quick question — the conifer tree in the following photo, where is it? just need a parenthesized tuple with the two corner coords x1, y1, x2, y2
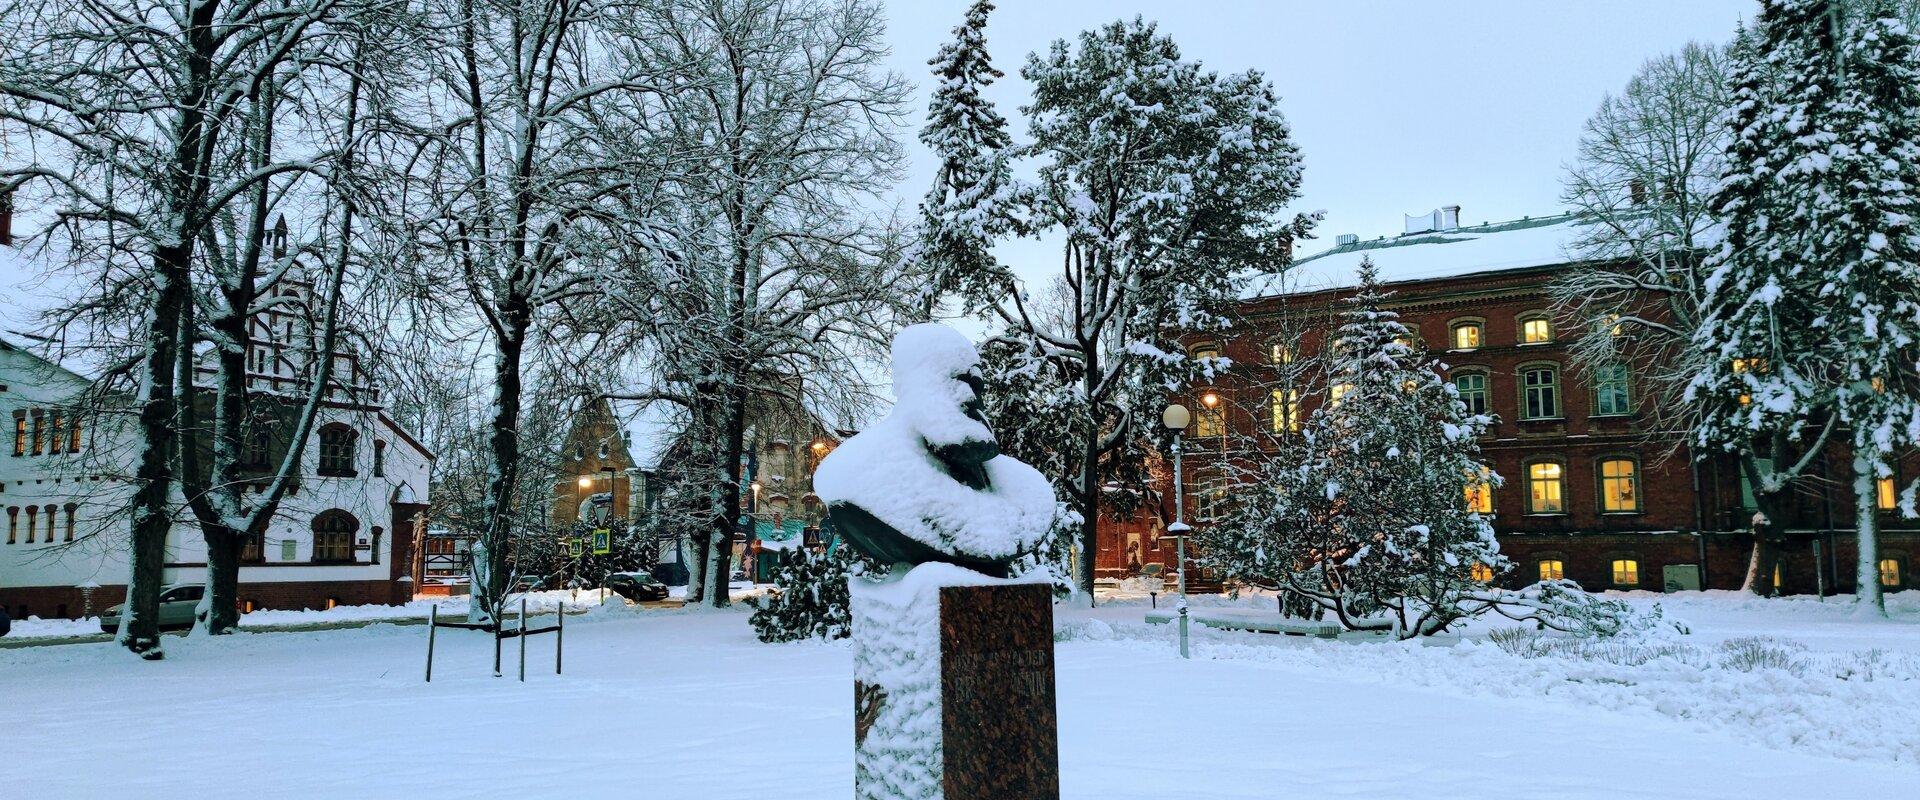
(749, 546, 872, 643)
(917, 0, 1015, 315)
(1688, 0, 1845, 595)
(1816, 3, 1920, 617)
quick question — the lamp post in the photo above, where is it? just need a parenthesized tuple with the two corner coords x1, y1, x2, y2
(1162, 403, 1192, 660)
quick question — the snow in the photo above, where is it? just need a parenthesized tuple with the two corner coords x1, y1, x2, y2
(1241, 214, 1590, 299)
(814, 324, 1055, 562)
(2, 591, 1916, 798)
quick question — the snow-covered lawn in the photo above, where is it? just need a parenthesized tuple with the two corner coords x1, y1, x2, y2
(3, 591, 1917, 799)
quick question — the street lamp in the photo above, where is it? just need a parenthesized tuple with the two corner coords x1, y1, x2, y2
(1161, 403, 1193, 660)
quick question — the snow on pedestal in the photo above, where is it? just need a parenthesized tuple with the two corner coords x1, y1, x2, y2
(851, 562, 1054, 800)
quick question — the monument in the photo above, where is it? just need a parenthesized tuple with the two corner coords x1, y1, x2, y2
(814, 323, 1060, 800)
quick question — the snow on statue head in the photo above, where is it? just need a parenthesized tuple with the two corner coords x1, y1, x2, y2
(814, 323, 1055, 577)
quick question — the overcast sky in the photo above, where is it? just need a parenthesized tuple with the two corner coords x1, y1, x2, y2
(877, 0, 1753, 271)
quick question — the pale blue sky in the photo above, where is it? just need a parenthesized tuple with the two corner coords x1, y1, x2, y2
(877, 0, 1753, 276)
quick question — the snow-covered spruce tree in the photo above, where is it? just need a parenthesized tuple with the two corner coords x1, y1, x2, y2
(750, 546, 873, 643)
(1815, 4, 1920, 617)
(1263, 260, 1502, 637)
(1687, 1, 1847, 597)
(942, 19, 1316, 601)
(1202, 262, 1652, 638)
(916, 0, 1016, 318)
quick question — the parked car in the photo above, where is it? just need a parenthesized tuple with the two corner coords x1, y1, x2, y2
(606, 572, 671, 602)
(98, 584, 205, 633)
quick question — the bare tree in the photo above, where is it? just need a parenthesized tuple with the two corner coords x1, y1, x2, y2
(1, 0, 370, 657)
(603, 0, 913, 607)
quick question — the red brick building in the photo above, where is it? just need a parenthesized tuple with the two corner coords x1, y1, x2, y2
(1096, 211, 1917, 596)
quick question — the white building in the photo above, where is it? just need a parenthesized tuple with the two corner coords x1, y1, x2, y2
(0, 219, 433, 620)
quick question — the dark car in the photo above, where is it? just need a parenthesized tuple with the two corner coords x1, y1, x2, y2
(606, 572, 671, 602)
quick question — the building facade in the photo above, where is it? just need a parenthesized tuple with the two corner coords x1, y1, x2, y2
(1097, 211, 1916, 597)
(0, 251, 433, 619)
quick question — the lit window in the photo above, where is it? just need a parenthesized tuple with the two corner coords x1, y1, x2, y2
(30, 410, 43, 455)
(1521, 316, 1553, 344)
(1880, 559, 1903, 588)
(1730, 358, 1764, 406)
(1877, 477, 1898, 511)
(11, 412, 24, 457)
(67, 413, 83, 453)
(1599, 459, 1640, 513)
(1452, 323, 1483, 350)
(1464, 466, 1494, 514)
(1392, 333, 1418, 352)
(1470, 563, 1495, 582)
(1270, 389, 1301, 434)
(1538, 559, 1565, 582)
(1605, 313, 1623, 337)
(312, 510, 357, 562)
(1594, 364, 1632, 416)
(1194, 404, 1225, 438)
(1522, 366, 1560, 419)
(1527, 462, 1565, 514)
(1454, 373, 1488, 416)
(46, 412, 62, 454)
(1329, 383, 1353, 407)
(1611, 559, 1640, 587)
(1270, 343, 1294, 365)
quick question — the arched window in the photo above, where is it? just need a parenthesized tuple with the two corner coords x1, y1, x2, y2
(1538, 559, 1565, 582)
(1517, 312, 1554, 344)
(1520, 364, 1561, 420)
(62, 502, 76, 541)
(311, 510, 358, 562)
(24, 505, 37, 543)
(1452, 370, 1489, 416)
(370, 526, 383, 565)
(1597, 458, 1640, 513)
(316, 424, 357, 477)
(1448, 318, 1485, 351)
(1525, 460, 1566, 514)
(5, 506, 16, 544)
(43, 504, 57, 541)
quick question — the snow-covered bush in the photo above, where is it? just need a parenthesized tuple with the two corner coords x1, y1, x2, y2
(749, 547, 875, 643)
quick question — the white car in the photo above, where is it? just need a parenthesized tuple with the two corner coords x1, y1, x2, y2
(97, 584, 205, 633)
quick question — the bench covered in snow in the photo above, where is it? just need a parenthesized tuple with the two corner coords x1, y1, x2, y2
(1144, 607, 1342, 638)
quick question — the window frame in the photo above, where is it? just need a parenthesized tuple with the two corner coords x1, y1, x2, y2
(1518, 362, 1563, 420)
(310, 510, 358, 563)
(1451, 368, 1490, 417)
(1596, 456, 1642, 514)
(1447, 317, 1486, 351)
(1464, 464, 1496, 515)
(1879, 557, 1905, 588)
(1524, 457, 1568, 515)
(1269, 388, 1301, 434)
(1591, 362, 1633, 417)
(1876, 474, 1899, 512)
(316, 423, 358, 477)
(1609, 556, 1642, 588)
(1516, 311, 1555, 345)
(1537, 557, 1567, 583)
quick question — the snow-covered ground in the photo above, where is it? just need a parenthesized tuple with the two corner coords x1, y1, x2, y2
(3, 591, 1916, 799)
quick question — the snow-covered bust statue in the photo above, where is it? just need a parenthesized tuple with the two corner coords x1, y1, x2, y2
(814, 323, 1054, 577)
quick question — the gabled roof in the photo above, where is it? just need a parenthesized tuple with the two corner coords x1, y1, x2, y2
(1241, 213, 1587, 300)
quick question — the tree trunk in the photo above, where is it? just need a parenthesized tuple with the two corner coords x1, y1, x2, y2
(1075, 422, 1099, 602)
(119, 245, 191, 659)
(709, 383, 751, 608)
(473, 314, 529, 627)
(1852, 454, 1886, 617)
(1739, 453, 1785, 596)
(196, 299, 252, 635)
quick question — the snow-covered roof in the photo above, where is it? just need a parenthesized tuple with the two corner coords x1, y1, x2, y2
(1241, 213, 1588, 299)
(608, 398, 684, 472)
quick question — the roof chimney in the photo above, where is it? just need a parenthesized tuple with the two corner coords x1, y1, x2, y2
(1404, 205, 1461, 235)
